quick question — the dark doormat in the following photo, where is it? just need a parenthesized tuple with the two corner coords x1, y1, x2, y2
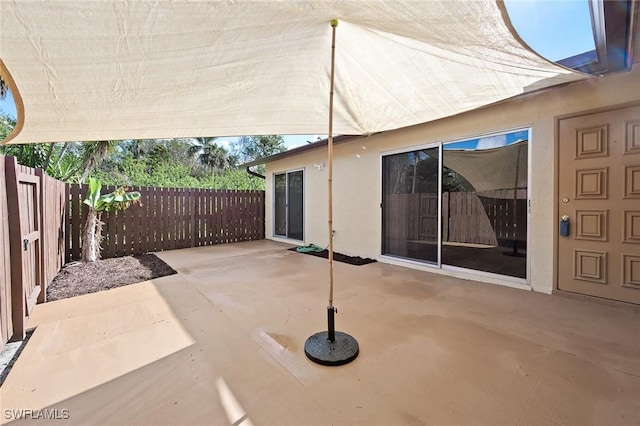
(288, 247, 376, 266)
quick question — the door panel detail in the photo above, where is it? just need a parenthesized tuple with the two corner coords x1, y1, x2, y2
(624, 166, 640, 198)
(574, 250, 607, 284)
(622, 254, 640, 289)
(575, 167, 608, 199)
(625, 121, 640, 154)
(623, 211, 640, 244)
(575, 210, 607, 241)
(576, 125, 608, 159)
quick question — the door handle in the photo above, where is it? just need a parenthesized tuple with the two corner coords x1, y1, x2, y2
(23, 238, 29, 251)
(560, 215, 570, 237)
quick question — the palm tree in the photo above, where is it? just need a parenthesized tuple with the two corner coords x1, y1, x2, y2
(0, 76, 7, 99)
(189, 137, 229, 171)
(78, 140, 116, 183)
(82, 178, 140, 262)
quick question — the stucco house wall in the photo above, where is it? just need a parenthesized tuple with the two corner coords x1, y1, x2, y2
(265, 64, 640, 295)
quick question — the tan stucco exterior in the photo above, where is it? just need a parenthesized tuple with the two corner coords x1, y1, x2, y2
(265, 64, 640, 295)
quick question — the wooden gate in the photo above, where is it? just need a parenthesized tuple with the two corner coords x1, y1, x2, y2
(5, 157, 43, 341)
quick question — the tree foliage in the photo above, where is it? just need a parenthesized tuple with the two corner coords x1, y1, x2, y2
(188, 137, 233, 171)
(234, 135, 286, 174)
(0, 122, 278, 190)
(91, 138, 265, 190)
(236, 135, 286, 162)
(0, 76, 7, 100)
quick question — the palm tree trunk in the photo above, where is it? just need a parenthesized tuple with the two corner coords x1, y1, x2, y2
(80, 140, 111, 184)
(54, 142, 70, 167)
(43, 142, 57, 173)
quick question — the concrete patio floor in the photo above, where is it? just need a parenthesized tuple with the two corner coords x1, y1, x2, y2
(1, 240, 639, 425)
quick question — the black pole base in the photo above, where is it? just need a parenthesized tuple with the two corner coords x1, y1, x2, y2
(304, 331, 359, 366)
(305, 306, 359, 366)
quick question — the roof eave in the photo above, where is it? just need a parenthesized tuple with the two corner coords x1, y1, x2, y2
(239, 134, 362, 168)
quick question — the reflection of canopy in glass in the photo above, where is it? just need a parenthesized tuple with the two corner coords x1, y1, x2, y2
(443, 140, 528, 192)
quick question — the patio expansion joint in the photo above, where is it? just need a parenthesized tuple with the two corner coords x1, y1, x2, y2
(612, 368, 640, 378)
(168, 248, 294, 273)
(515, 349, 552, 426)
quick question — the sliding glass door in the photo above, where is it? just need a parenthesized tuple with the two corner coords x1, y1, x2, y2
(382, 147, 440, 264)
(382, 129, 529, 279)
(274, 170, 304, 241)
(441, 132, 528, 278)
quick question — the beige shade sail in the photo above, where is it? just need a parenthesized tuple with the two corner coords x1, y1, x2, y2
(0, 1, 585, 145)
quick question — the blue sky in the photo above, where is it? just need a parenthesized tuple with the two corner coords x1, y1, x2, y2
(1, 1, 593, 149)
(444, 130, 528, 151)
(504, 0, 594, 62)
(2, 90, 16, 119)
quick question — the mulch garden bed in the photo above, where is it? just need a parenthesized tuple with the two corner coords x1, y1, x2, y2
(288, 247, 376, 266)
(46, 254, 177, 301)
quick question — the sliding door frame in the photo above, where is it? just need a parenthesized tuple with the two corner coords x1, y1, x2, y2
(273, 168, 305, 241)
(379, 127, 531, 286)
(380, 141, 442, 267)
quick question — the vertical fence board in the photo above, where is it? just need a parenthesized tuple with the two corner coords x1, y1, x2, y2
(70, 185, 81, 262)
(155, 187, 162, 252)
(189, 188, 196, 248)
(168, 188, 175, 250)
(161, 187, 169, 251)
(116, 196, 125, 256)
(198, 189, 211, 246)
(202, 189, 208, 246)
(0, 157, 12, 348)
(142, 187, 151, 253)
(178, 188, 183, 248)
(216, 190, 223, 244)
(106, 201, 116, 258)
(206, 189, 213, 246)
(147, 187, 154, 253)
(131, 187, 141, 256)
(187, 188, 192, 248)
(233, 190, 238, 242)
(202, 189, 209, 246)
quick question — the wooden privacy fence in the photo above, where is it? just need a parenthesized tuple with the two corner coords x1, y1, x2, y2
(0, 156, 67, 349)
(67, 185, 265, 261)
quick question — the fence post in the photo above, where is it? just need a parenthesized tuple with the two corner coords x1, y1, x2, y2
(190, 188, 196, 248)
(35, 168, 47, 303)
(5, 156, 26, 341)
(0, 156, 13, 349)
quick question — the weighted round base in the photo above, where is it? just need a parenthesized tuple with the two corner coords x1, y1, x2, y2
(304, 331, 359, 366)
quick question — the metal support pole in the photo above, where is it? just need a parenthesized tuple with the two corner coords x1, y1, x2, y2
(327, 306, 336, 342)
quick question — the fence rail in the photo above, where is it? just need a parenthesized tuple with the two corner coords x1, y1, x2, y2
(67, 185, 265, 261)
